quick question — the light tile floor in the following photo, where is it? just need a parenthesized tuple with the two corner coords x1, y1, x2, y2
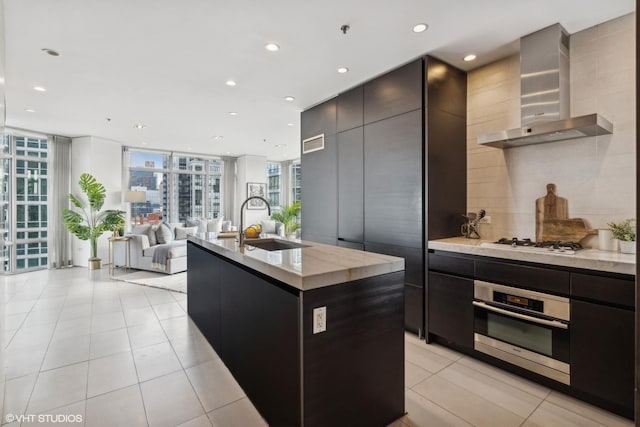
(0, 268, 634, 427)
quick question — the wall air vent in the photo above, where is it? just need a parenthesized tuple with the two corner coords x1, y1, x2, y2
(302, 134, 325, 154)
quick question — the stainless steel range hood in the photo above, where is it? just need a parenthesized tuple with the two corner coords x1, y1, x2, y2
(478, 24, 613, 149)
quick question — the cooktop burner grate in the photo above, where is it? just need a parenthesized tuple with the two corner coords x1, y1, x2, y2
(491, 238, 584, 254)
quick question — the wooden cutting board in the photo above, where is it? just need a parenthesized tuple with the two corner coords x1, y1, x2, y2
(535, 183, 596, 242)
(541, 218, 597, 242)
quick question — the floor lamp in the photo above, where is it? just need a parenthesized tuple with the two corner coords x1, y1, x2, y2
(125, 190, 147, 226)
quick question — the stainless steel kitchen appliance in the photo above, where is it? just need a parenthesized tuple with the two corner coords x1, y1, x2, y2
(481, 237, 584, 254)
(473, 280, 570, 384)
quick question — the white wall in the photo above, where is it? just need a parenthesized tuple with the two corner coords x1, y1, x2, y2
(466, 13, 636, 246)
(71, 136, 123, 266)
(235, 155, 268, 229)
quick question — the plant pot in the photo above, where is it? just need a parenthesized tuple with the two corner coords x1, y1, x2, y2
(88, 258, 102, 270)
(619, 240, 636, 254)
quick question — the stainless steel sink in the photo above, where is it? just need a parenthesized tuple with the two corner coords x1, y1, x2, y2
(245, 238, 310, 251)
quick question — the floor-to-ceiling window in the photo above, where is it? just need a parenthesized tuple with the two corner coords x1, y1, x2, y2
(1, 133, 49, 273)
(267, 162, 281, 209)
(266, 160, 301, 211)
(291, 161, 301, 203)
(127, 149, 223, 224)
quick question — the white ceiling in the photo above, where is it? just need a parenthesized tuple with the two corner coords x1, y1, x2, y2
(2, 0, 635, 161)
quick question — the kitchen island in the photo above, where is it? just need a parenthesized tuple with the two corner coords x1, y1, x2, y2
(186, 235, 405, 427)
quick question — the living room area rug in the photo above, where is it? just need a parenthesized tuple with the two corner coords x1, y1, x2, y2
(111, 270, 187, 293)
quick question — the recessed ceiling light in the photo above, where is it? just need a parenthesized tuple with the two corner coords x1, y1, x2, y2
(337, 67, 349, 74)
(134, 124, 146, 129)
(212, 135, 224, 140)
(464, 54, 477, 62)
(228, 112, 238, 116)
(141, 142, 148, 145)
(412, 23, 428, 33)
(33, 86, 46, 92)
(41, 48, 60, 56)
(24, 108, 35, 113)
(265, 43, 280, 52)
(287, 123, 294, 127)
(275, 144, 287, 148)
(226, 151, 231, 154)
(284, 96, 295, 101)
(226, 80, 237, 87)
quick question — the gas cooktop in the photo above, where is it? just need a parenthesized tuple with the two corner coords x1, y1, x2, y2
(481, 238, 584, 255)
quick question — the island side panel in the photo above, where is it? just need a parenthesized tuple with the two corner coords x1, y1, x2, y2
(302, 271, 405, 427)
(219, 260, 302, 426)
(187, 242, 302, 426)
(187, 242, 222, 350)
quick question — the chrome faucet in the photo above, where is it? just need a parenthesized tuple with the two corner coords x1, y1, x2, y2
(239, 196, 271, 247)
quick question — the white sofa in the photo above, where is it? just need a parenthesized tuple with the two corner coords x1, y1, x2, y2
(113, 223, 191, 274)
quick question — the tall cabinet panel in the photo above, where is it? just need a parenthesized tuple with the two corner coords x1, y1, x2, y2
(337, 127, 364, 244)
(337, 86, 363, 132)
(363, 60, 423, 124)
(301, 98, 338, 245)
(363, 110, 422, 249)
(425, 57, 468, 240)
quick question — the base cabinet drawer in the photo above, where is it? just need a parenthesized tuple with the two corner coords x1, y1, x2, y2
(427, 271, 473, 349)
(571, 300, 634, 417)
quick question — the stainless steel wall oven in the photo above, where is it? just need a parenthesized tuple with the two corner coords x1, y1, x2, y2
(473, 280, 570, 384)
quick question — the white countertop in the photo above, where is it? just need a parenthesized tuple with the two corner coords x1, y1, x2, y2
(429, 237, 636, 276)
(188, 235, 405, 291)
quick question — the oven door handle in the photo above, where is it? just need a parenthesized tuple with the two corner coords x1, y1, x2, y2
(472, 301, 569, 329)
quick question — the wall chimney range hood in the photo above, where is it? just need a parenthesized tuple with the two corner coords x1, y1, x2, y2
(478, 24, 613, 149)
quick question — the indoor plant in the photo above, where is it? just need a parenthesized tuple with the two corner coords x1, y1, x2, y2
(63, 173, 125, 269)
(607, 218, 636, 254)
(271, 201, 301, 237)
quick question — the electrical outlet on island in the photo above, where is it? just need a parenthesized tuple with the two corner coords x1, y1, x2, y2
(313, 306, 327, 334)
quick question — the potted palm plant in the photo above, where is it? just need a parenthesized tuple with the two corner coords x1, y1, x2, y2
(607, 218, 636, 254)
(271, 201, 301, 238)
(63, 173, 126, 269)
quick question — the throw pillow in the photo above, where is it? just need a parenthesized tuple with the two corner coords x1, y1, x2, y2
(147, 225, 158, 246)
(156, 222, 174, 244)
(260, 219, 277, 234)
(186, 217, 207, 234)
(207, 217, 224, 233)
(175, 226, 198, 240)
(131, 224, 158, 246)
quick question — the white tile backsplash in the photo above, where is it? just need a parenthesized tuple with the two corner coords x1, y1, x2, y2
(467, 13, 636, 243)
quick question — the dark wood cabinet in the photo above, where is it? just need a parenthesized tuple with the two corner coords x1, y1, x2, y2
(475, 258, 570, 295)
(428, 249, 635, 419)
(337, 127, 364, 243)
(301, 97, 337, 140)
(571, 299, 634, 417)
(364, 109, 422, 249)
(337, 85, 363, 132)
(364, 60, 422, 124)
(571, 273, 634, 307)
(302, 56, 467, 335)
(365, 241, 423, 287)
(427, 271, 474, 349)
(301, 132, 338, 246)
